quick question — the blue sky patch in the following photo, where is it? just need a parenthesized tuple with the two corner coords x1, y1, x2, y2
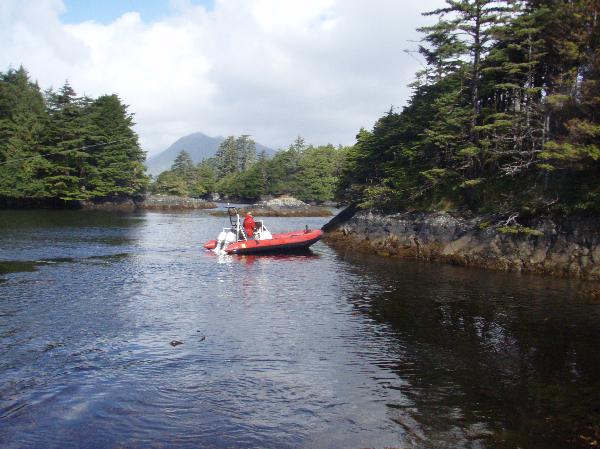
(61, 0, 214, 24)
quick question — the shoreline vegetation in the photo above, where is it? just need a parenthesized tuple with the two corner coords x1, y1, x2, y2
(321, 0, 600, 282)
(149, 136, 347, 206)
(2, 0, 599, 282)
(0, 194, 217, 212)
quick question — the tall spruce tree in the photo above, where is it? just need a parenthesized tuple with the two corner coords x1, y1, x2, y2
(43, 82, 93, 200)
(215, 136, 239, 176)
(83, 94, 148, 198)
(0, 67, 49, 198)
(171, 150, 195, 186)
(236, 135, 256, 171)
(0, 68, 149, 204)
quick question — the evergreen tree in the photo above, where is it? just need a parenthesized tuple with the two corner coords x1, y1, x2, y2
(171, 149, 196, 188)
(172, 150, 194, 174)
(153, 170, 189, 196)
(0, 68, 148, 204)
(0, 67, 49, 198)
(295, 145, 341, 203)
(236, 135, 256, 171)
(42, 82, 93, 200)
(192, 160, 217, 197)
(83, 94, 148, 198)
(215, 136, 239, 176)
(538, 0, 600, 211)
(423, 0, 509, 132)
(338, 0, 600, 218)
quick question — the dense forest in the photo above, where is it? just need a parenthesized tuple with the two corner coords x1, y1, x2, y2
(339, 0, 599, 221)
(152, 136, 348, 203)
(3, 0, 598, 213)
(0, 67, 148, 204)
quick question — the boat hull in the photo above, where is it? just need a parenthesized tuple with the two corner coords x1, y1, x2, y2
(204, 230, 323, 255)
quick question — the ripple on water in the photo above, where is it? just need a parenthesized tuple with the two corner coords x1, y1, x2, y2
(1, 211, 600, 449)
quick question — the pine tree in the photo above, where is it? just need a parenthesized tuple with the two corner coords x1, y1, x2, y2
(0, 66, 49, 198)
(0, 68, 148, 204)
(215, 136, 239, 176)
(42, 82, 93, 200)
(192, 160, 217, 197)
(423, 0, 510, 134)
(236, 135, 256, 171)
(476, 0, 547, 176)
(84, 94, 148, 198)
(538, 0, 600, 211)
(153, 170, 189, 196)
(171, 149, 196, 188)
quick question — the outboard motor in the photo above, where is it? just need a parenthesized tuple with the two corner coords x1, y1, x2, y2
(213, 229, 236, 254)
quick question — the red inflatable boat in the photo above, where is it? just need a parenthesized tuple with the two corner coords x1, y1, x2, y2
(204, 207, 322, 255)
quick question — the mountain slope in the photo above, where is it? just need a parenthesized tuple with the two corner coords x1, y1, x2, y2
(146, 132, 274, 175)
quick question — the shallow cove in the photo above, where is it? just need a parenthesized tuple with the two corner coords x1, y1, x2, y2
(1, 210, 599, 448)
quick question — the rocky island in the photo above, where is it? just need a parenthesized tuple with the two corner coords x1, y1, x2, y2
(210, 196, 333, 217)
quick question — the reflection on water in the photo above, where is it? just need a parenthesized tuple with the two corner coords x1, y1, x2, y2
(336, 249, 600, 448)
(1, 210, 599, 449)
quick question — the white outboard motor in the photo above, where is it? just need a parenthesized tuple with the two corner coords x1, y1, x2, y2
(213, 229, 236, 254)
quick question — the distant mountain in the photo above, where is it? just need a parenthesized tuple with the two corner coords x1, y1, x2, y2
(146, 132, 275, 175)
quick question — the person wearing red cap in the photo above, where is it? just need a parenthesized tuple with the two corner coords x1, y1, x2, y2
(243, 211, 255, 239)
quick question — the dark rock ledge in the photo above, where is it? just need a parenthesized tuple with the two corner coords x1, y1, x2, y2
(323, 207, 600, 280)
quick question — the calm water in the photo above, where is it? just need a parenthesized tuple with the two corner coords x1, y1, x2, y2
(1, 210, 600, 449)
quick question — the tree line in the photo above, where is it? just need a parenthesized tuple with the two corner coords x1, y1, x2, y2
(152, 136, 348, 203)
(8, 0, 597, 217)
(338, 0, 600, 220)
(0, 65, 346, 206)
(0, 66, 148, 203)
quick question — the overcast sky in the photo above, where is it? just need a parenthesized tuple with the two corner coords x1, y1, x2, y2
(1, 0, 445, 156)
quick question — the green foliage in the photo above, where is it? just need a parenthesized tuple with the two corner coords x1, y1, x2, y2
(338, 0, 600, 220)
(151, 152, 218, 197)
(292, 145, 339, 202)
(153, 170, 190, 196)
(152, 135, 347, 203)
(0, 66, 49, 198)
(215, 136, 239, 177)
(192, 160, 217, 196)
(498, 225, 544, 237)
(0, 67, 148, 203)
(83, 94, 148, 198)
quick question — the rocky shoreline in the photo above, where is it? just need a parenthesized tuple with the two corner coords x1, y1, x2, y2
(323, 208, 600, 281)
(80, 195, 216, 212)
(210, 196, 333, 217)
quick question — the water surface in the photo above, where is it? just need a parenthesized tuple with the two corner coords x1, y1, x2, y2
(1, 210, 599, 448)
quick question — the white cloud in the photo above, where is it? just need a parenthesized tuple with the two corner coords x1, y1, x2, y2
(0, 0, 444, 155)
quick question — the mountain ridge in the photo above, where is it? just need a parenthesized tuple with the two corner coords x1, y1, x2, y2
(146, 132, 274, 175)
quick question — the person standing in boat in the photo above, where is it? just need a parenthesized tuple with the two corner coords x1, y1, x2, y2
(243, 211, 256, 239)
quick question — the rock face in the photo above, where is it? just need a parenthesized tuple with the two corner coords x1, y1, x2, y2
(324, 209, 600, 280)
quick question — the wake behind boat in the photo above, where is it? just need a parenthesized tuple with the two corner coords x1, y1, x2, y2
(203, 207, 322, 255)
